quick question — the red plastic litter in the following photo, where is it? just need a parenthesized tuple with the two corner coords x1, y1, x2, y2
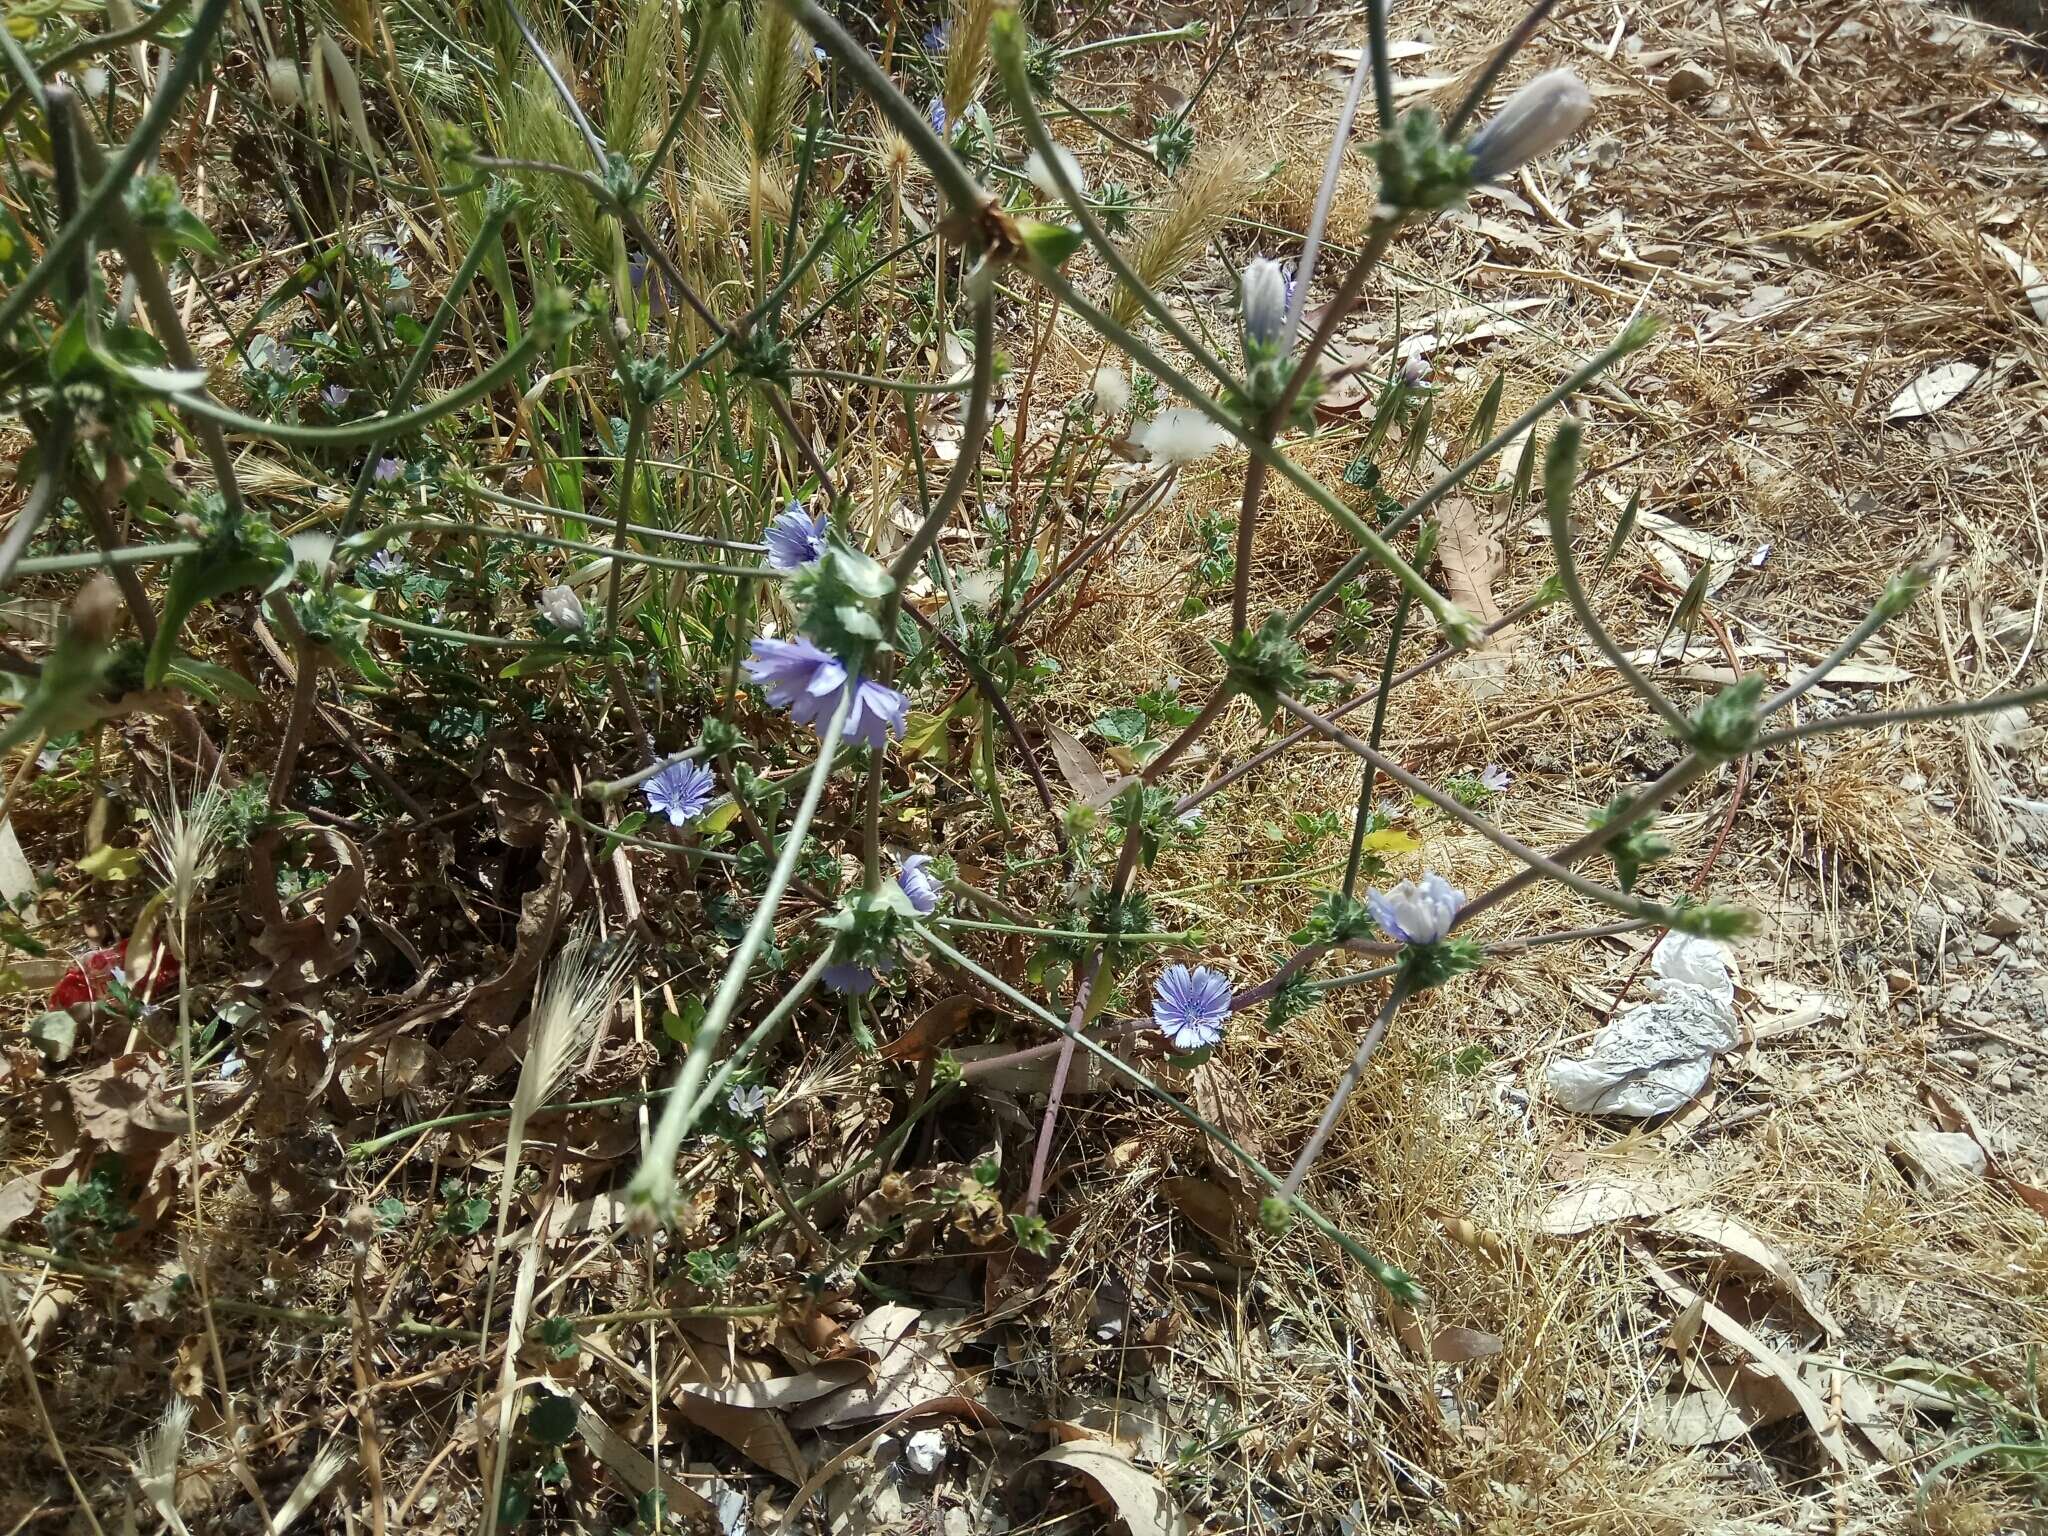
(48, 945, 179, 1010)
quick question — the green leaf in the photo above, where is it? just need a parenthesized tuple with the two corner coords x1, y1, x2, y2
(527, 1392, 579, 1444)
(163, 206, 224, 259)
(1090, 707, 1148, 745)
(147, 552, 284, 686)
(537, 1316, 581, 1360)
(249, 246, 348, 333)
(662, 995, 705, 1047)
(49, 310, 91, 381)
(76, 844, 143, 882)
(163, 654, 264, 703)
(600, 811, 648, 860)
(102, 358, 212, 395)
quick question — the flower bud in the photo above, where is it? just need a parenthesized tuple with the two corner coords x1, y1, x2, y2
(1240, 256, 1288, 354)
(264, 58, 308, 107)
(1465, 70, 1593, 182)
(537, 583, 585, 632)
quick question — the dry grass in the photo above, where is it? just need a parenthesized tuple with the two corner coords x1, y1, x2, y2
(6, 0, 2048, 1531)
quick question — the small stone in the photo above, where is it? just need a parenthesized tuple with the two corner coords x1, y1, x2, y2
(1972, 934, 2002, 956)
(1885, 968, 1916, 996)
(1912, 903, 1947, 953)
(1992, 1070, 2014, 1091)
(1894, 1129, 1987, 1187)
(1666, 61, 1716, 102)
(1942, 1049, 1981, 1073)
(1985, 889, 2029, 938)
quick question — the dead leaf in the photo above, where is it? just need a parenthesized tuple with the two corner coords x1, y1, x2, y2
(1392, 1307, 1505, 1364)
(1436, 497, 1504, 627)
(47, 1053, 187, 1155)
(1981, 233, 2048, 324)
(1031, 1440, 1195, 1536)
(1189, 1063, 1266, 1199)
(1651, 1206, 1841, 1339)
(1885, 361, 1982, 421)
(1043, 724, 1110, 803)
(1159, 1176, 1244, 1252)
(680, 1361, 867, 1412)
(1922, 1083, 2048, 1215)
(789, 1307, 972, 1429)
(337, 1038, 438, 1107)
(574, 1398, 712, 1519)
(1534, 1174, 1690, 1236)
(244, 827, 365, 1001)
(882, 995, 979, 1063)
(1630, 1240, 1850, 1469)
(671, 1392, 808, 1484)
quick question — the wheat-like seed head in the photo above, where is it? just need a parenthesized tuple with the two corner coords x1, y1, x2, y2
(941, 0, 997, 122)
(876, 123, 912, 184)
(1107, 144, 1259, 329)
(144, 770, 226, 921)
(136, 1395, 192, 1534)
(501, 67, 628, 287)
(741, 0, 806, 165)
(604, 0, 671, 155)
(512, 920, 635, 1132)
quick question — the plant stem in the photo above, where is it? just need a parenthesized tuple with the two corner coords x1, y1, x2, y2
(626, 690, 852, 1220)
(1281, 976, 1410, 1196)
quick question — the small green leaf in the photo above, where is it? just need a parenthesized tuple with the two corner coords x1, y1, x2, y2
(50, 310, 91, 381)
(77, 845, 144, 882)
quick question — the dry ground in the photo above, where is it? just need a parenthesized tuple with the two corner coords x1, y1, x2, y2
(5, 0, 2048, 1533)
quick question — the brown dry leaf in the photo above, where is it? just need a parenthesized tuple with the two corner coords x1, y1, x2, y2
(244, 828, 365, 1000)
(1392, 1307, 1505, 1364)
(1651, 1206, 1841, 1339)
(1885, 360, 1983, 421)
(1158, 1175, 1245, 1253)
(1629, 1240, 1850, 1469)
(1043, 724, 1110, 803)
(1435, 497, 1504, 627)
(1646, 1367, 1803, 1447)
(1189, 1062, 1265, 1198)
(48, 1053, 186, 1154)
(671, 1392, 808, 1485)
(1533, 1172, 1691, 1236)
(336, 1038, 438, 1107)
(1031, 1440, 1196, 1536)
(574, 1398, 713, 1519)
(681, 1361, 867, 1412)
(956, 1039, 1135, 1097)
(881, 994, 978, 1062)
(788, 1307, 972, 1429)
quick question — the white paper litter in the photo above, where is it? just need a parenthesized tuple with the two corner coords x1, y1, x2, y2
(902, 1428, 948, 1475)
(1546, 933, 1740, 1117)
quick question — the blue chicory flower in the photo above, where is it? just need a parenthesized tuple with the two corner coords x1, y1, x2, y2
(896, 854, 941, 915)
(365, 548, 407, 579)
(644, 758, 718, 826)
(764, 503, 829, 571)
(744, 636, 909, 751)
(322, 383, 351, 410)
(372, 455, 405, 484)
(727, 1083, 767, 1117)
(927, 97, 949, 137)
(1367, 872, 1466, 946)
(824, 953, 895, 994)
(1152, 964, 1231, 1053)
(1479, 763, 1512, 793)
